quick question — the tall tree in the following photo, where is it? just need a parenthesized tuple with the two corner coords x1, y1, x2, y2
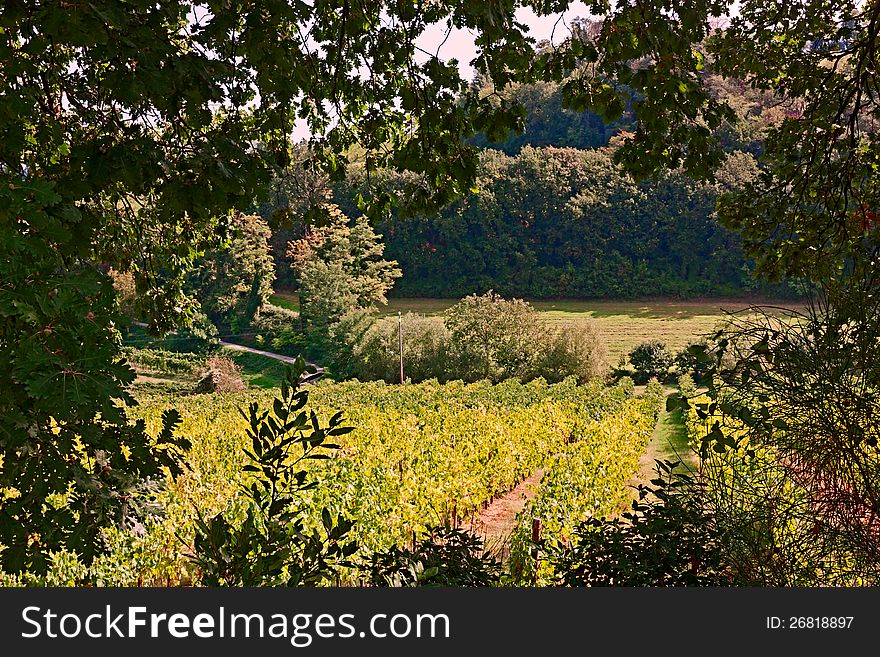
(290, 206, 401, 344)
(187, 212, 275, 329)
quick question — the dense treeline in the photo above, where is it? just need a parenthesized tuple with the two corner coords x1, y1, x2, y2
(467, 79, 625, 153)
(466, 66, 776, 158)
(333, 145, 794, 299)
(255, 73, 791, 301)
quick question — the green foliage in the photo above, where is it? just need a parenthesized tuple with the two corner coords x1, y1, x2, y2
(122, 347, 207, 376)
(165, 311, 220, 354)
(10, 0, 876, 588)
(190, 359, 357, 586)
(0, 240, 192, 572)
(338, 146, 782, 299)
(443, 291, 607, 383)
(548, 461, 734, 586)
(444, 292, 544, 382)
(328, 293, 607, 384)
(122, 320, 219, 355)
(674, 341, 715, 383)
(536, 323, 608, 384)
(188, 213, 275, 330)
(707, 3, 880, 282)
(538, 10, 736, 180)
(291, 207, 401, 356)
(364, 526, 501, 587)
(677, 281, 880, 585)
(325, 308, 393, 380)
(628, 341, 675, 384)
(2, 0, 535, 575)
(249, 304, 302, 356)
(468, 79, 622, 153)
(523, 15, 880, 594)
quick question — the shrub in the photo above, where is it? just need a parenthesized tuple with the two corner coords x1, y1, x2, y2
(326, 308, 381, 379)
(364, 526, 501, 587)
(195, 356, 246, 393)
(674, 340, 714, 384)
(190, 360, 356, 585)
(321, 293, 608, 385)
(547, 461, 735, 586)
(351, 313, 451, 382)
(250, 303, 302, 355)
(395, 314, 451, 381)
(160, 310, 220, 354)
(534, 323, 607, 383)
(628, 341, 674, 383)
(121, 313, 219, 354)
(444, 291, 544, 382)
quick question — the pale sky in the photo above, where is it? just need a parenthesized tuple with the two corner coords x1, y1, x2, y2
(292, 2, 593, 140)
(413, 2, 594, 81)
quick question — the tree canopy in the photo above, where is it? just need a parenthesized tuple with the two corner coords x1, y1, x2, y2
(0, 0, 533, 572)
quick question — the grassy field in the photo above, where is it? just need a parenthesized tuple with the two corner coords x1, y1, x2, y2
(382, 297, 799, 364)
(124, 345, 288, 394)
(270, 292, 800, 364)
(268, 293, 299, 312)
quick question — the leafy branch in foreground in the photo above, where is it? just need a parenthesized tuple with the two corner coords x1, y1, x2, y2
(188, 357, 357, 586)
(363, 526, 502, 587)
(548, 460, 735, 587)
(670, 268, 880, 585)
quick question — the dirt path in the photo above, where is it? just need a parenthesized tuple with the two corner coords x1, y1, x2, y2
(469, 469, 544, 559)
(219, 340, 303, 364)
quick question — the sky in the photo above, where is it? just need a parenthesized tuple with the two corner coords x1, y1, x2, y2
(291, 2, 594, 140)
(413, 2, 594, 81)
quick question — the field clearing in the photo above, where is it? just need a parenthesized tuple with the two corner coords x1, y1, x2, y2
(376, 297, 804, 364)
(269, 292, 803, 364)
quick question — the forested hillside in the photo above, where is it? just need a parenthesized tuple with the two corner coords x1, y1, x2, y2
(263, 75, 797, 300)
(339, 146, 774, 298)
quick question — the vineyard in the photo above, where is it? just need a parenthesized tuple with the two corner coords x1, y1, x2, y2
(1, 377, 662, 585)
(509, 387, 662, 583)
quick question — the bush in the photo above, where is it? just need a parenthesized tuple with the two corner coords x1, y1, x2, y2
(159, 310, 219, 353)
(364, 526, 501, 587)
(190, 360, 356, 586)
(250, 303, 302, 355)
(195, 356, 246, 393)
(321, 293, 608, 385)
(673, 340, 714, 384)
(351, 313, 450, 382)
(628, 341, 674, 383)
(534, 323, 607, 383)
(547, 461, 735, 586)
(326, 308, 381, 379)
(445, 291, 542, 382)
